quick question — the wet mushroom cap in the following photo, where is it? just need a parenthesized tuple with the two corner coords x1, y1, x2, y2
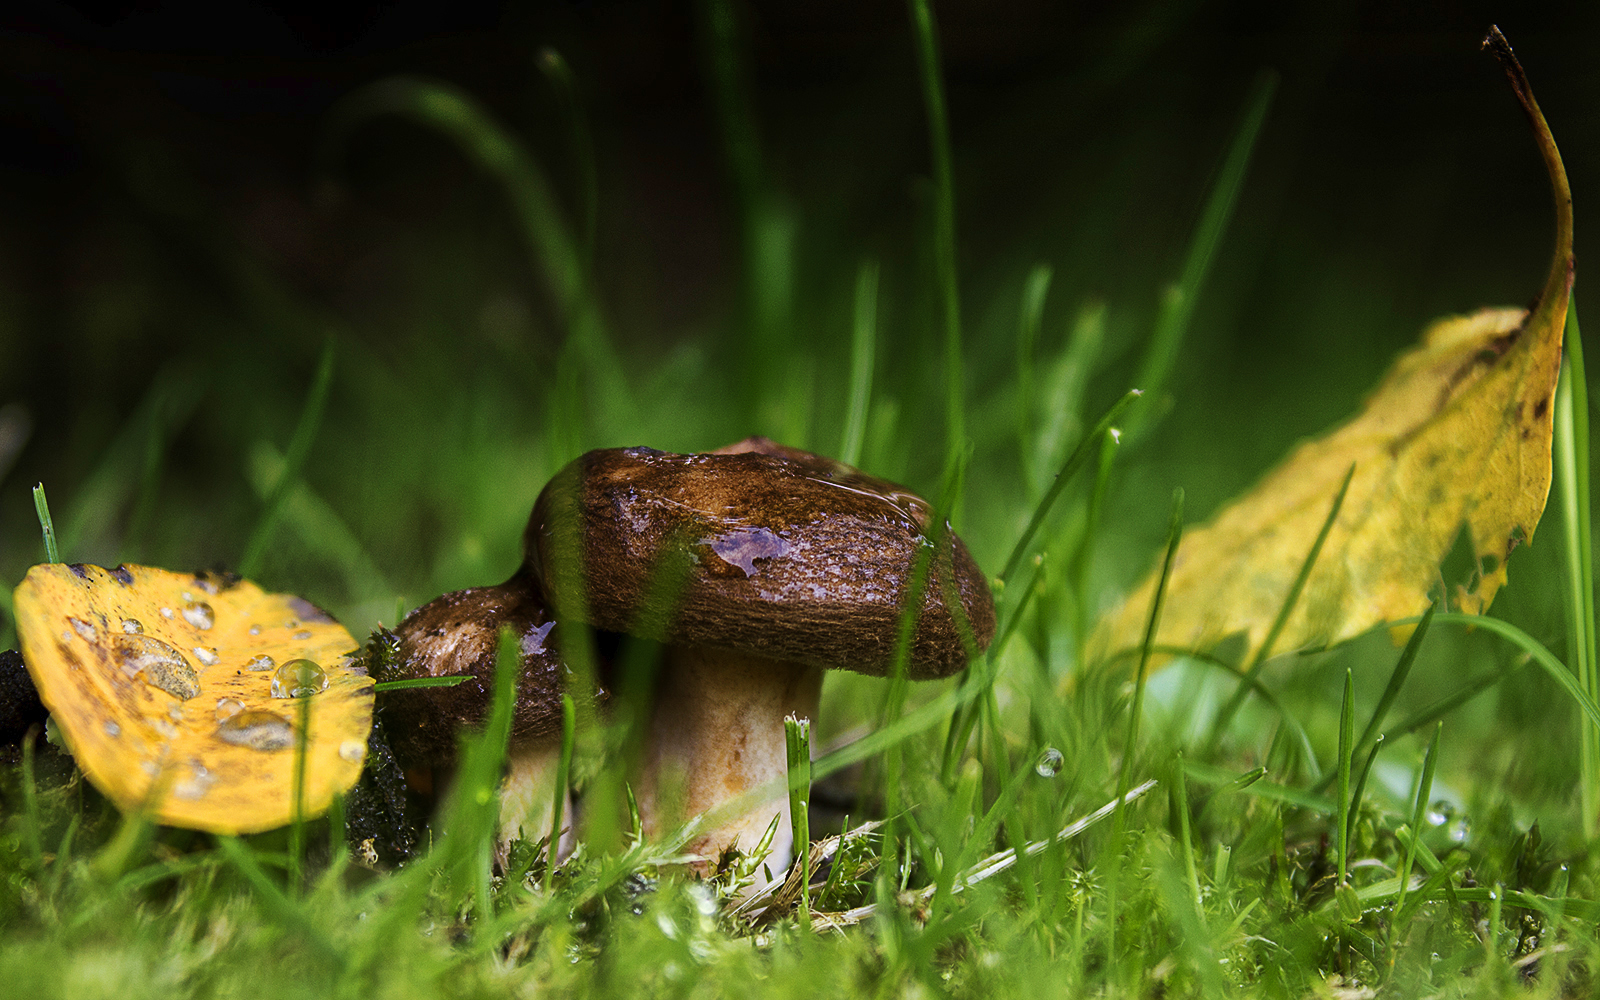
(527, 443, 995, 677)
(379, 571, 569, 770)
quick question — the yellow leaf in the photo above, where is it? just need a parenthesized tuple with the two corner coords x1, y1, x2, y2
(12, 563, 373, 834)
(1093, 30, 1572, 668)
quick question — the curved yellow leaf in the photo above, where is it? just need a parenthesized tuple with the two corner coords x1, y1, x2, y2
(12, 563, 373, 834)
(1094, 31, 1572, 667)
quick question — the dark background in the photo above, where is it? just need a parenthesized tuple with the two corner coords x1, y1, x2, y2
(1, 0, 1597, 596)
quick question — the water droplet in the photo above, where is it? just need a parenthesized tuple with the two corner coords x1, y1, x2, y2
(121, 619, 143, 634)
(153, 717, 178, 739)
(271, 659, 328, 699)
(68, 617, 97, 641)
(193, 647, 220, 667)
(182, 601, 215, 630)
(1426, 800, 1454, 827)
(293, 630, 313, 641)
(284, 619, 299, 629)
(172, 761, 215, 801)
(103, 720, 121, 737)
(1447, 814, 1471, 844)
(215, 698, 245, 721)
(245, 654, 276, 672)
(249, 624, 262, 636)
(339, 739, 366, 763)
(111, 635, 200, 700)
(215, 710, 294, 751)
(1035, 747, 1065, 778)
(160, 607, 175, 619)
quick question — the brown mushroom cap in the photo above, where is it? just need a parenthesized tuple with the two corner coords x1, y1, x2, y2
(378, 570, 570, 770)
(526, 441, 995, 678)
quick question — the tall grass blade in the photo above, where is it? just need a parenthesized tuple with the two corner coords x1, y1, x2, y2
(545, 693, 577, 890)
(1128, 70, 1276, 441)
(1345, 734, 1382, 851)
(1015, 264, 1053, 487)
(1000, 388, 1141, 584)
(32, 483, 58, 563)
(1117, 488, 1184, 810)
(907, 0, 967, 518)
(239, 339, 335, 578)
(1206, 463, 1353, 750)
(785, 715, 813, 928)
(1555, 295, 1597, 837)
(1072, 429, 1120, 651)
(1311, 604, 1433, 795)
(840, 260, 880, 467)
(1421, 613, 1600, 732)
(1336, 669, 1354, 887)
(1390, 723, 1441, 963)
(536, 47, 599, 263)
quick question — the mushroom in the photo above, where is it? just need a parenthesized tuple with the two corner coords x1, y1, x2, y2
(525, 437, 995, 878)
(380, 568, 577, 862)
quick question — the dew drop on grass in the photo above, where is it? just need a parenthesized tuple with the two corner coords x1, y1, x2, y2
(215, 710, 294, 751)
(112, 634, 201, 700)
(68, 617, 97, 641)
(1426, 800, 1454, 827)
(193, 647, 220, 667)
(1035, 747, 1064, 777)
(121, 619, 143, 634)
(182, 601, 215, 630)
(245, 654, 276, 672)
(271, 659, 327, 698)
(215, 698, 245, 721)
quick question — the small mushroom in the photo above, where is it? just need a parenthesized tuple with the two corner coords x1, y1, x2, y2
(526, 437, 995, 879)
(380, 569, 576, 861)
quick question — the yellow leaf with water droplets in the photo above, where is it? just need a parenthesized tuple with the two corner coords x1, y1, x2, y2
(12, 563, 373, 834)
(1093, 30, 1572, 668)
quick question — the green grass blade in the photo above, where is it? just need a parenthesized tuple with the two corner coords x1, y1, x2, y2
(239, 338, 335, 578)
(215, 835, 344, 967)
(1015, 264, 1053, 487)
(1336, 669, 1354, 887)
(371, 675, 472, 692)
(1417, 612, 1600, 732)
(907, 0, 967, 518)
(1310, 603, 1434, 795)
(1073, 429, 1120, 653)
(1391, 722, 1441, 958)
(545, 693, 577, 890)
(1128, 70, 1276, 441)
(1345, 734, 1382, 852)
(1556, 294, 1596, 837)
(32, 483, 58, 563)
(1206, 463, 1354, 751)
(1000, 388, 1141, 584)
(1116, 489, 1184, 814)
(536, 47, 599, 263)
(839, 260, 880, 467)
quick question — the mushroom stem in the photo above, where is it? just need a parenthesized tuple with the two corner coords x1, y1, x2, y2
(637, 646, 822, 882)
(497, 742, 575, 867)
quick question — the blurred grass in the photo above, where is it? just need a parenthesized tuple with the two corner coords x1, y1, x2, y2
(1, 6, 1599, 997)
